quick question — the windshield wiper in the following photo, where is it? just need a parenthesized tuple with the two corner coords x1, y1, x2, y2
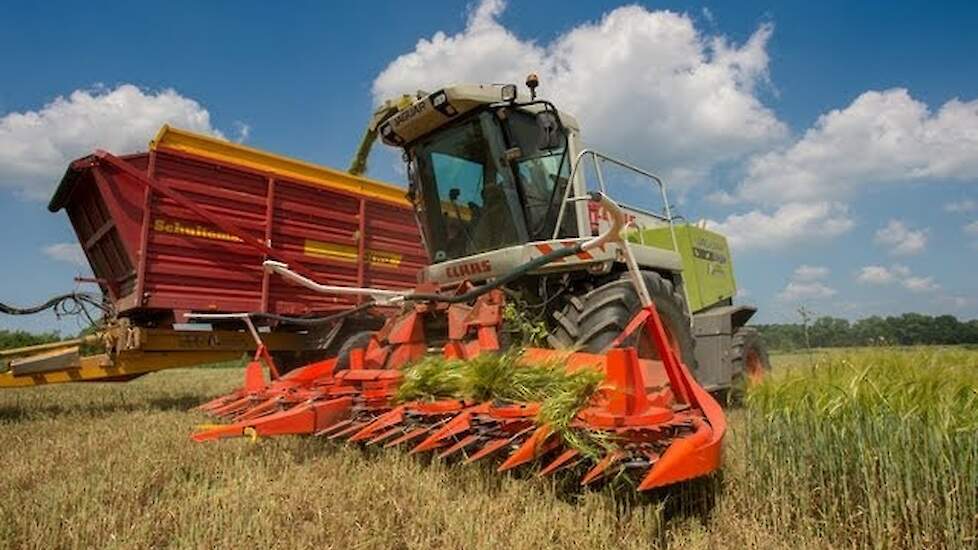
(530, 146, 570, 239)
(446, 197, 478, 254)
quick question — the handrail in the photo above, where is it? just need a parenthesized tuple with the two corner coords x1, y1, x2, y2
(553, 149, 680, 259)
(262, 261, 409, 304)
(553, 149, 690, 321)
(621, 203, 671, 223)
(623, 219, 646, 245)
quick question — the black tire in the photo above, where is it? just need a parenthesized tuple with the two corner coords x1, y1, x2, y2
(549, 271, 697, 373)
(334, 330, 375, 371)
(726, 327, 771, 405)
(270, 316, 385, 374)
(269, 350, 306, 374)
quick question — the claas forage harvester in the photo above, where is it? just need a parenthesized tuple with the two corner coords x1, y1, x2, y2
(194, 77, 771, 490)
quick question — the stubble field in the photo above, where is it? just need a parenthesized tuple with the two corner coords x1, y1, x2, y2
(1, 347, 975, 549)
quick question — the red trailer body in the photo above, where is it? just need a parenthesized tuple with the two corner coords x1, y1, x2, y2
(47, 126, 426, 324)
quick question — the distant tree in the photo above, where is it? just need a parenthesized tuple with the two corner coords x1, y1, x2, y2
(0, 329, 61, 351)
(810, 317, 851, 347)
(754, 313, 978, 350)
(797, 306, 814, 350)
(932, 315, 960, 345)
(852, 316, 894, 346)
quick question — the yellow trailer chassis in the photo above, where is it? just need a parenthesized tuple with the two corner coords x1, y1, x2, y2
(0, 325, 303, 389)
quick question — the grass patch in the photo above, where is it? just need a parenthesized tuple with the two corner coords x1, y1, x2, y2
(740, 348, 978, 548)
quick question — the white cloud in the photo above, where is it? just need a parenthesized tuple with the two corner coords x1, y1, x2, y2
(707, 201, 853, 251)
(856, 263, 937, 292)
(856, 265, 894, 285)
(778, 263, 836, 302)
(705, 190, 738, 205)
(779, 281, 837, 302)
(874, 219, 928, 255)
(42, 243, 87, 267)
(232, 121, 250, 143)
(735, 89, 978, 205)
(945, 199, 976, 213)
(793, 264, 829, 281)
(701, 7, 716, 25)
(0, 84, 220, 200)
(891, 264, 911, 277)
(373, 0, 786, 187)
(902, 276, 939, 293)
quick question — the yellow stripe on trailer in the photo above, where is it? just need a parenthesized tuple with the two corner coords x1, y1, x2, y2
(303, 238, 403, 267)
(149, 125, 410, 206)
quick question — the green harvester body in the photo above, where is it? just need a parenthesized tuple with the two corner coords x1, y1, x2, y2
(630, 224, 737, 314)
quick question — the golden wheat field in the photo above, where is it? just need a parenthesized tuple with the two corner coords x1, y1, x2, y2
(1, 348, 975, 549)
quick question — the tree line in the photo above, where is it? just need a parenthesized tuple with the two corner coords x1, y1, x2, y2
(754, 313, 978, 351)
(0, 329, 61, 351)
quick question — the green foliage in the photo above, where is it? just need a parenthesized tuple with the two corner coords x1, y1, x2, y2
(741, 348, 978, 547)
(755, 313, 978, 350)
(537, 365, 609, 458)
(395, 350, 606, 455)
(0, 329, 61, 351)
(502, 302, 549, 347)
(394, 355, 467, 401)
(463, 352, 564, 402)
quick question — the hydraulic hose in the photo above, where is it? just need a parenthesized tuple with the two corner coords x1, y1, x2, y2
(245, 303, 376, 326)
(404, 244, 584, 304)
(0, 293, 112, 330)
(0, 293, 109, 316)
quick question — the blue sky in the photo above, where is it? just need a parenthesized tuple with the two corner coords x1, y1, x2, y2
(1, 0, 977, 334)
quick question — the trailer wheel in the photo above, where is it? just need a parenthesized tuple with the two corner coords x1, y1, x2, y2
(334, 331, 376, 372)
(549, 271, 697, 374)
(726, 327, 770, 405)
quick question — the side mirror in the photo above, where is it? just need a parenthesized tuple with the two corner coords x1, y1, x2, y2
(537, 111, 563, 150)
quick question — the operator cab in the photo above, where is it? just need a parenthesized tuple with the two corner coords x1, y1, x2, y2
(379, 84, 580, 263)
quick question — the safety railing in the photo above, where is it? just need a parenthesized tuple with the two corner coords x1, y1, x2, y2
(553, 149, 691, 323)
(553, 149, 681, 259)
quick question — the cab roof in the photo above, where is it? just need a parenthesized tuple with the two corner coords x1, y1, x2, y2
(378, 84, 579, 148)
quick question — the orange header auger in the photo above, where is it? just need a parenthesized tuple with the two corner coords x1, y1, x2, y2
(193, 193, 726, 491)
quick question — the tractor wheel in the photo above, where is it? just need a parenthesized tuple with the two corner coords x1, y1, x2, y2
(334, 330, 375, 371)
(549, 271, 697, 372)
(726, 327, 771, 405)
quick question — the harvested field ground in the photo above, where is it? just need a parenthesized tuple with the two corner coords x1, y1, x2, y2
(1, 348, 975, 549)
